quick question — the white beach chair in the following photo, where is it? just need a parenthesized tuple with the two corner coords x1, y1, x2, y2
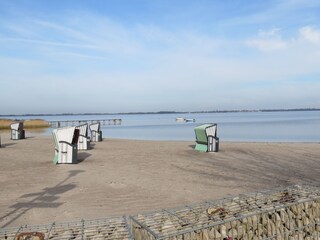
(10, 122, 25, 140)
(89, 122, 102, 142)
(52, 126, 79, 164)
(75, 124, 90, 150)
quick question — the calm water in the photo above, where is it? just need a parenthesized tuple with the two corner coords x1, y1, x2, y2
(6, 111, 320, 142)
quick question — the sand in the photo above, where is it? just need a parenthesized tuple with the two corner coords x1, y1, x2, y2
(0, 132, 319, 228)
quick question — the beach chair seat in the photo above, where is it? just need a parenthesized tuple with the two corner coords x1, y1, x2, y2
(194, 124, 219, 152)
(89, 122, 102, 142)
(75, 124, 90, 150)
(52, 126, 79, 164)
(10, 122, 25, 140)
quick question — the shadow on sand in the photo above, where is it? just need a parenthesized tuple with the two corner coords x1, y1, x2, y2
(77, 152, 92, 163)
(0, 143, 17, 148)
(0, 170, 84, 228)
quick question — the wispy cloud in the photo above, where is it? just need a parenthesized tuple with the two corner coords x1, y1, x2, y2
(0, 37, 101, 49)
(246, 28, 289, 51)
(1, 1, 320, 113)
(299, 26, 320, 45)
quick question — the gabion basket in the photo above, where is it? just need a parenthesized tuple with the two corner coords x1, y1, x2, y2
(0, 216, 133, 240)
(130, 185, 320, 240)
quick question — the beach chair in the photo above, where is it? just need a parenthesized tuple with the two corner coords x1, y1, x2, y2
(10, 122, 25, 140)
(89, 122, 102, 142)
(194, 124, 219, 152)
(52, 126, 79, 164)
(75, 124, 90, 150)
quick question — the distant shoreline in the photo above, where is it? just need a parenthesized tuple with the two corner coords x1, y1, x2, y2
(1, 108, 319, 117)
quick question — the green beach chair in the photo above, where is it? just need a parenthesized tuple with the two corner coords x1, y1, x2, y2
(194, 124, 219, 152)
(52, 129, 59, 164)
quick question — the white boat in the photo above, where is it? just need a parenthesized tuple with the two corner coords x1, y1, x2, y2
(175, 117, 196, 122)
(185, 118, 196, 122)
(175, 117, 185, 122)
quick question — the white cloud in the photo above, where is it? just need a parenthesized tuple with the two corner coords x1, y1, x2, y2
(299, 26, 320, 45)
(246, 28, 289, 51)
(1, 8, 320, 113)
(247, 38, 288, 51)
(258, 28, 281, 37)
(247, 26, 320, 52)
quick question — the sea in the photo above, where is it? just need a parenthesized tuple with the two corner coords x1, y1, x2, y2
(5, 110, 320, 142)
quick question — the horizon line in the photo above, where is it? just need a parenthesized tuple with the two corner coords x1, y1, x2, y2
(1, 107, 319, 117)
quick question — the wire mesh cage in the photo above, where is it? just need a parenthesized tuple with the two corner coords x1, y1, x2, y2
(1, 185, 319, 240)
(0, 216, 133, 240)
(130, 185, 320, 240)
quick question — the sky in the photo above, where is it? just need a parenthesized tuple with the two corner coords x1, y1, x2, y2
(0, 0, 320, 114)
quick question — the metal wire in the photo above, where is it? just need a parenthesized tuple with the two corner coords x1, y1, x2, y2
(0, 216, 133, 240)
(1, 185, 319, 240)
(130, 184, 320, 239)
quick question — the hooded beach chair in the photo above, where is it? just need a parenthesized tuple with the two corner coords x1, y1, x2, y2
(89, 122, 102, 142)
(10, 122, 25, 140)
(194, 124, 219, 152)
(52, 126, 79, 164)
(75, 124, 90, 150)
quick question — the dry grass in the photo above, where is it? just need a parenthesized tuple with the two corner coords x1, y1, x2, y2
(0, 119, 13, 129)
(0, 119, 50, 129)
(24, 119, 50, 128)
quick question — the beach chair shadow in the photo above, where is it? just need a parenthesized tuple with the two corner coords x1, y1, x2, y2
(24, 136, 35, 139)
(1, 143, 17, 148)
(89, 143, 96, 149)
(77, 152, 92, 162)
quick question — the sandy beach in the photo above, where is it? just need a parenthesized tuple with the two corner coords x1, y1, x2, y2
(0, 132, 319, 228)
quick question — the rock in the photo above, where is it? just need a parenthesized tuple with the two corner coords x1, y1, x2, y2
(207, 207, 224, 216)
(219, 225, 227, 238)
(228, 228, 237, 238)
(161, 219, 174, 233)
(208, 228, 221, 238)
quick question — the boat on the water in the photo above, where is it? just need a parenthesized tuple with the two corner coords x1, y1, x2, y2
(175, 118, 196, 122)
(185, 118, 196, 122)
(175, 117, 185, 122)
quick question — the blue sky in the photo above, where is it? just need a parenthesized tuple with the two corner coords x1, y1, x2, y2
(0, 0, 320, 114)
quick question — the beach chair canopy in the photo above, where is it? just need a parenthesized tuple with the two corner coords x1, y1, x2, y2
(11, 122, 23, 131)
(89, 122, 100, 132)
(194, 124, 217, 144)
(54, 126, 79, 145)
(76, 124, 88, 137)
